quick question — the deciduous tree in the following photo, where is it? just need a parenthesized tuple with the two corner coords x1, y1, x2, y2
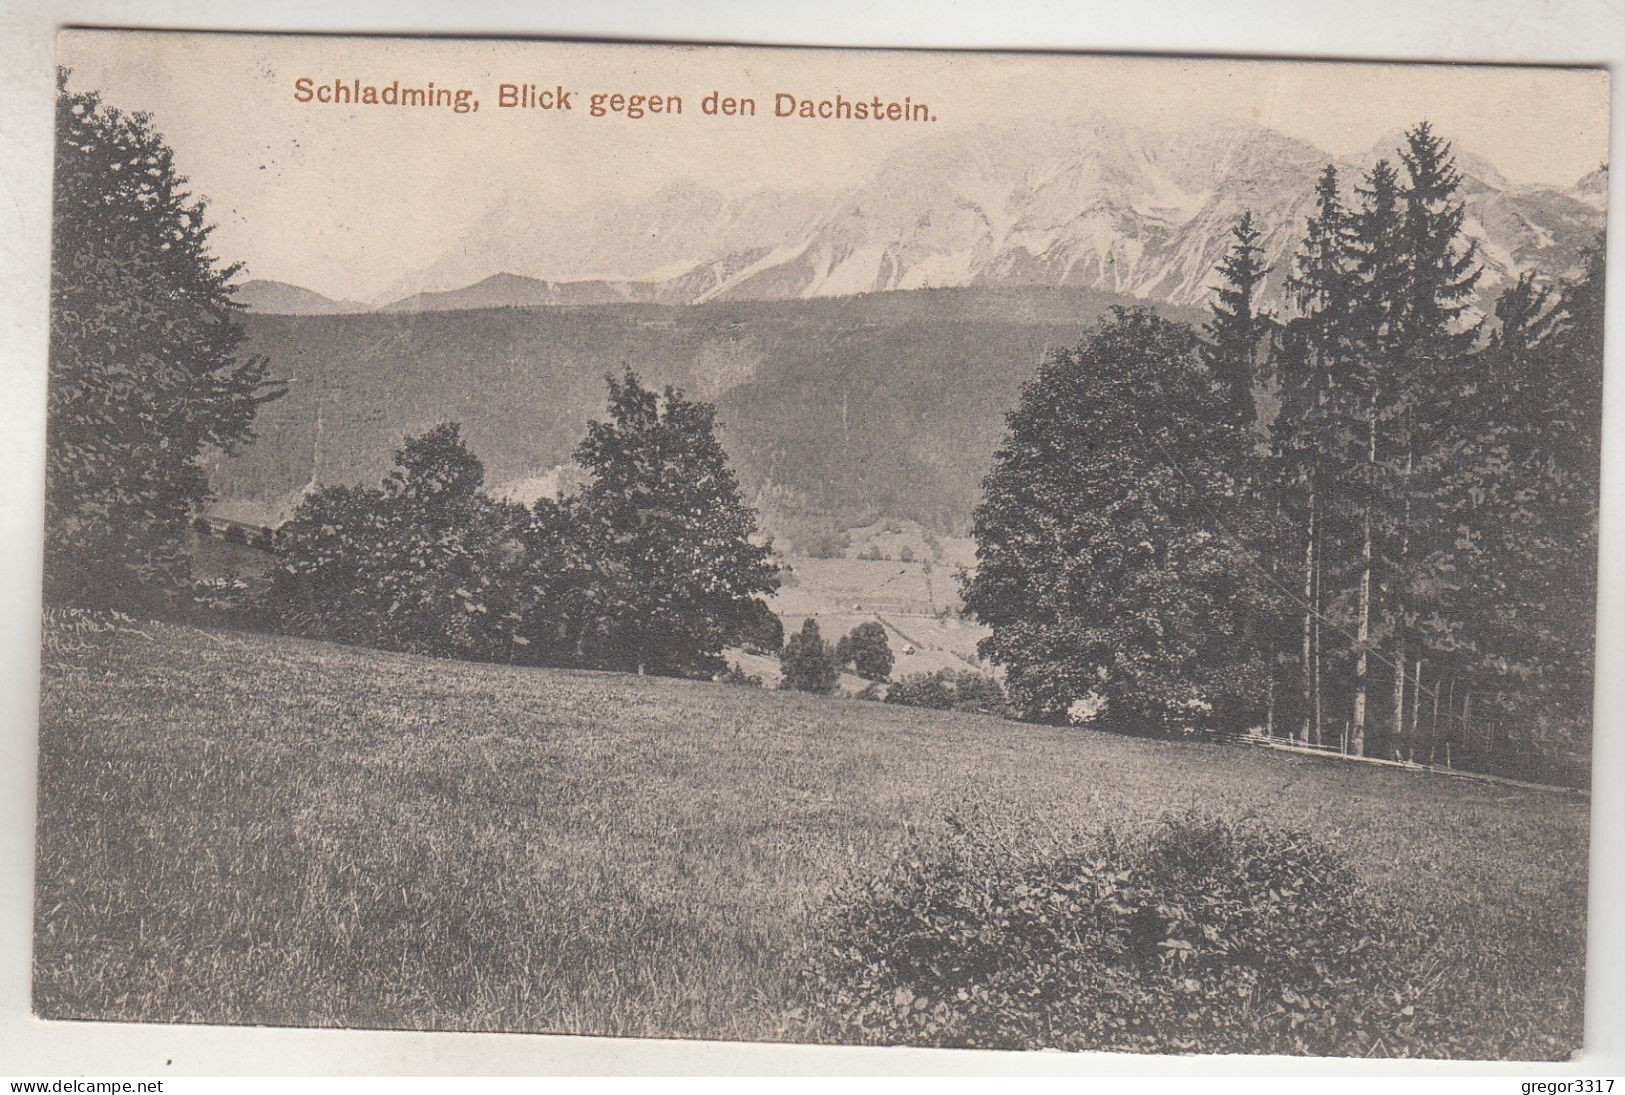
(836, 621, 895, 682)
(963, 308, 1264, 730)
(272, 423, 527, 659)
(569, 372, 779, 677)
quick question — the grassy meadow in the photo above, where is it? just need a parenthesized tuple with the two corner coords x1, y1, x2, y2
(33, 622, 1587, 1054)
(762, 521, 991, 688)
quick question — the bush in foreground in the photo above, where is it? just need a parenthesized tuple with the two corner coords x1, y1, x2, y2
(799, 812, 1476, 1057)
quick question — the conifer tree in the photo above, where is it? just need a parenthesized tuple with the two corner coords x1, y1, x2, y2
(781, 618, 839, 693)
(1384, 123, 1481, 757)
(1540, 237, 1605, 741)
(1276, 166, 1355, 744)
(1433, 238, 1601, 765)
(47, 69, 283, 607)
(1204, 211, 1292, 735)
(1340, 158, 1409, 754)
(1203, 210, 1272, 428)
(1397, 123, 1482, 361)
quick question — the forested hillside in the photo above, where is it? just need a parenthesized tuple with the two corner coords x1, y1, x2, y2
(209, 286, 1176, 537)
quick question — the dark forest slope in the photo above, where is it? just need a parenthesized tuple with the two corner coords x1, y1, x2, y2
(210, 286, 1187, 533)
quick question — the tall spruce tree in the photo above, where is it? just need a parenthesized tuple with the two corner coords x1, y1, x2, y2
(1205, 211, 1291, 734)
(1397, 123, 1482, 361)
(1277, 166, 1356, 744)
(1203, 210, 1272, 429)
(1385, 123, 1483, 758)
(1537, 237, 1605, 747)
(1340, 158, 1409, 754)
(1431, 238, 1601, 767)
(47, 69, 283, 608)
(1431, 276, 1560, 740)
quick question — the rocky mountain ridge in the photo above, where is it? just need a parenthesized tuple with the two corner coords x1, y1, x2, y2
(322, 119, 1604, 314)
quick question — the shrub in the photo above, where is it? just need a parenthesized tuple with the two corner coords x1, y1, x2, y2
(717, 663, 763, 688)
(883, 671, 955, 710)
(801, 528, 851, 560)
(799, 813, 1453, 1056)
(948, 671, 1007, 716)
(40, 605, 151, 662)
(190, 575, 261, 626)
(884, 669, 1006, 715)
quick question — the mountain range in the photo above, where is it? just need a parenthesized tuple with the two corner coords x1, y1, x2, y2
(239, 117, 1605, 317)
(213, 118, 1606, 541)
(233, 279, 367, 315)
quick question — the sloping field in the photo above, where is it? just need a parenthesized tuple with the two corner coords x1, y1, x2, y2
(765, 522, 991, 684)
(768, 556, 989, 683)
(33, 624, 1587, 1051)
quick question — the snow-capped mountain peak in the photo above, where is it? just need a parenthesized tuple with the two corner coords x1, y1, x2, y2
(375, 119, 1602, 313)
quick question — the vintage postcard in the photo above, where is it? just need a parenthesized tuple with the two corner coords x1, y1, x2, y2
(35, 28, 1606, 1059)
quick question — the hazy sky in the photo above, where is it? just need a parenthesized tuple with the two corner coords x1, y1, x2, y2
(58, 30, 1610, 301)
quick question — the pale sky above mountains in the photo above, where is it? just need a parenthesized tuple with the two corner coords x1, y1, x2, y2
(58, 30, 1609, 302)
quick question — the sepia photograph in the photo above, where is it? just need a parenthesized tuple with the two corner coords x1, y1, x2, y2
(26, 24, 1610, 1064)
